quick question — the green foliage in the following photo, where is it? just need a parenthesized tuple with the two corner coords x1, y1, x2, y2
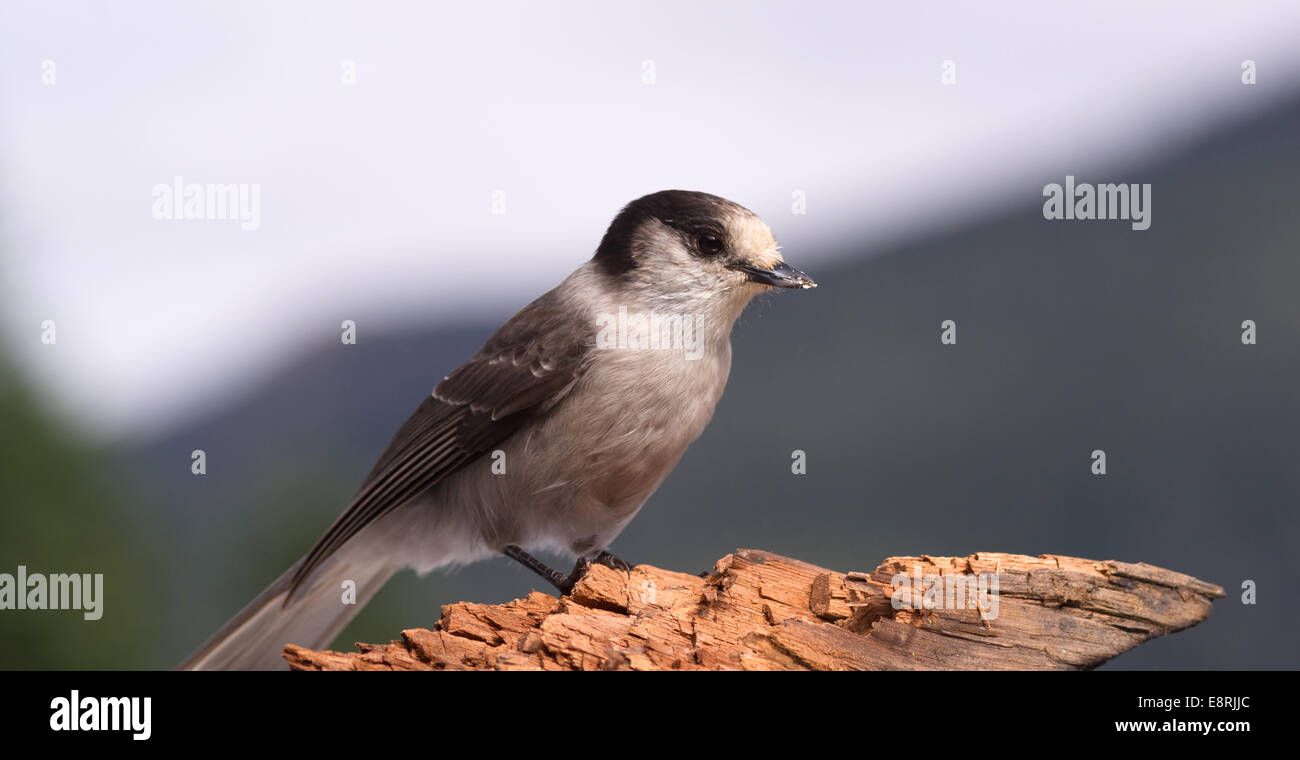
(0, 360, 157, 668)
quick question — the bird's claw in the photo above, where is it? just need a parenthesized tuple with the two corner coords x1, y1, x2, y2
(503, 545, 632, 596)
(592, 550, 632, 575)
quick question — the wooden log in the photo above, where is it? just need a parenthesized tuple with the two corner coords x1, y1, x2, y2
(282, 549, 1224, 671)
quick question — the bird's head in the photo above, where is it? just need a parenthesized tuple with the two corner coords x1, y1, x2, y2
(592, 190, 816, 310)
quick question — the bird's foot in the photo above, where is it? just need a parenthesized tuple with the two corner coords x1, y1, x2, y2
(554, 551, 632, 594)
(552, 557, 590, 596)
(503, 546, 633, 596)
(501, 548, 634, 595)
(592, 550, 632, 575)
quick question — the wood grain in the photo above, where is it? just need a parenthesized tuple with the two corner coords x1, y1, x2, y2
(283, 549, 1224, 671)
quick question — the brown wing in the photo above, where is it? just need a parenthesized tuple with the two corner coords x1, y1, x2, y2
(287, 290, 589, 601)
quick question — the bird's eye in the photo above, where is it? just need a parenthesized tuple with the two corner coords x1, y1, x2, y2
(697, 234, 723, 255)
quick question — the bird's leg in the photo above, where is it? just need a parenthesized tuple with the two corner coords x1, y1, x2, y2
(503, 546, 633, 595)
(503, 545, 590, 595)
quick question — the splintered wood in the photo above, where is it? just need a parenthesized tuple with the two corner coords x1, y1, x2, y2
(282, 549, 1224, 671)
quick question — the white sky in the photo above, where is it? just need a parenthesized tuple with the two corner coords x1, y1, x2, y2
(3, 0, 1299, 439)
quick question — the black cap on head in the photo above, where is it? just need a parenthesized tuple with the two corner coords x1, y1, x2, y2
(593, 190, 749, 277)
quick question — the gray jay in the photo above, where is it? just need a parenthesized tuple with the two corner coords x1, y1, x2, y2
(180, 190, 815, 670)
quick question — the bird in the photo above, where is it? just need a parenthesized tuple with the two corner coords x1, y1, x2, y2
(180, 189, 816, 669)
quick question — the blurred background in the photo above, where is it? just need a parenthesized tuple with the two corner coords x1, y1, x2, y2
(1, 1, 1298, 669)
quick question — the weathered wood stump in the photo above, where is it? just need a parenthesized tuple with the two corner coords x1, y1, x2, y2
(283, 549, 1224, 671)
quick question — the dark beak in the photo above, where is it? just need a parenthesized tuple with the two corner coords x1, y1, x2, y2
(733, 261, 817, 289)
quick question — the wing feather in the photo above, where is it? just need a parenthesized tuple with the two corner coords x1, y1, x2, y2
(286, 291, 589, 601)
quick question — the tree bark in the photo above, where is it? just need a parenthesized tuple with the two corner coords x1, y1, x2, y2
(283, 549, 1224, 671)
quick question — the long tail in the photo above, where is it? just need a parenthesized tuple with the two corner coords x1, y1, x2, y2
(179, 541, 398, 670)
